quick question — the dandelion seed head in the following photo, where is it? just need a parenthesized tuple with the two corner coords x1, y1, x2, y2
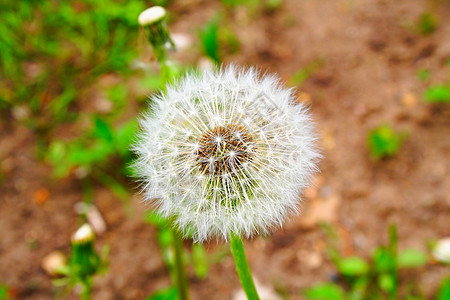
(133, 66, 321, 241)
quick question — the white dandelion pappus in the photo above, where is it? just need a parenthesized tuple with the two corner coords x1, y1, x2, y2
(133, 66, 320, 242)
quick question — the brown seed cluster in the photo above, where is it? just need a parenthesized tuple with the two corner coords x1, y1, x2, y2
(196, 125, 254, 175)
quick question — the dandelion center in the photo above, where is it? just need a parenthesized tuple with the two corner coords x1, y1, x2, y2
(196, 125, 254, 175)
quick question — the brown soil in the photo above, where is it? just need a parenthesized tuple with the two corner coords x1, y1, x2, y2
(1, 0, 449, 299)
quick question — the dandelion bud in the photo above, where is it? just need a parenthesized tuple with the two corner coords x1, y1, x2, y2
(133, 66, 320, 242)
(70, 224, 100, 278)
(72, 224, 95, 244)
(138, 6, 174, 61)
(432, 237, 450, 264)
(138, 6, 166, 26)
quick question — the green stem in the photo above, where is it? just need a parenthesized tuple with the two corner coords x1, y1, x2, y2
(388, 224, 398, 300)
(229, 233, 260, 300)
(160, 61, 171, 86)
(173, 231, 189, 300)
(154, 45, 168, 65)
(80, 280, 91, 300)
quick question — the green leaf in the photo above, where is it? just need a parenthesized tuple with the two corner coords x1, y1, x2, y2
(219, 27, 240, 54)
(417, 12, 438, 35)
(290, 59, 324, 86)
(191, 243, 209, 279)
(436, 277, 450, 300)
(48, 86, 76, 117)
(139, 73, 164, 93)
(47, 141, 74, 177)
(144, 211, 167, 227)
(146, 286, 178, 300)
(157, 228, 174, 248)
(398, 249, 428, 268)
(424, 85, 450, 103)
(93, 117, 114, 143)
(338, 257, 370, 276)
(115, 118, 138, 157)
(199, 17, 221, 63)
(378, 273, 395, 293)
(93, 170, 129, 201)
(367, 124, 404, 159)
(373, 247, 396, 273)
(160, 62, 184, 85)
(303, 283, 345, 300)
(107, 84, 127, 108)
(348, 277, 369, 299)
(0, 284, 8, 300)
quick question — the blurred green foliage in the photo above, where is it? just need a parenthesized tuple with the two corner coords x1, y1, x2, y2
(144, 211, 211, 280)
(199, 15, 240, 64)
(145, 211, 176, 272)
(0, 0, 177, 202)
(46, 117, 137, 177)
(146, 286, 179, 300)
(0, 285, 9, 300)
(0, 0, 148, 113)
(264, 0, 283, 11)
(416, 69, 430, 82)
(417, 64, 450, 103)
(303, 224, 440, 300)
(417, 12, 438, 35)
(190, 243, 209, 279)
(290, 59, 324, 86)
(367, 124, 406, 159)
(221, 0, 260, 6)
(200, 17, 221, 63)
(0, 0, 160, 193)
(303, 283, 345, 300)
(424, 85, 450, 103)
(144, 210, 220, 299)
(221, 0, 282, 11)
(436, 278, 450, 300)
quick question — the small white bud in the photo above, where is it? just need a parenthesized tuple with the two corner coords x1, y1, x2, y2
(72, 224, 95, 244)
(138, 6, 166, 26)
(432, 237, 450, 264)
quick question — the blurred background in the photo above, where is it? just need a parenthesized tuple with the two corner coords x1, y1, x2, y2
(0, 0, 449, 299)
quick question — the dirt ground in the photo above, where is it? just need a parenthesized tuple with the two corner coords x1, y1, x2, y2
(0, 0, 449, 299)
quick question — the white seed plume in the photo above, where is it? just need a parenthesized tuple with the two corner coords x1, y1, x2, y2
(133, 66, 320, 241)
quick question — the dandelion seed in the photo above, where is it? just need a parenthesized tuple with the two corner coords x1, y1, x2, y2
(133, 66, 320, 241)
